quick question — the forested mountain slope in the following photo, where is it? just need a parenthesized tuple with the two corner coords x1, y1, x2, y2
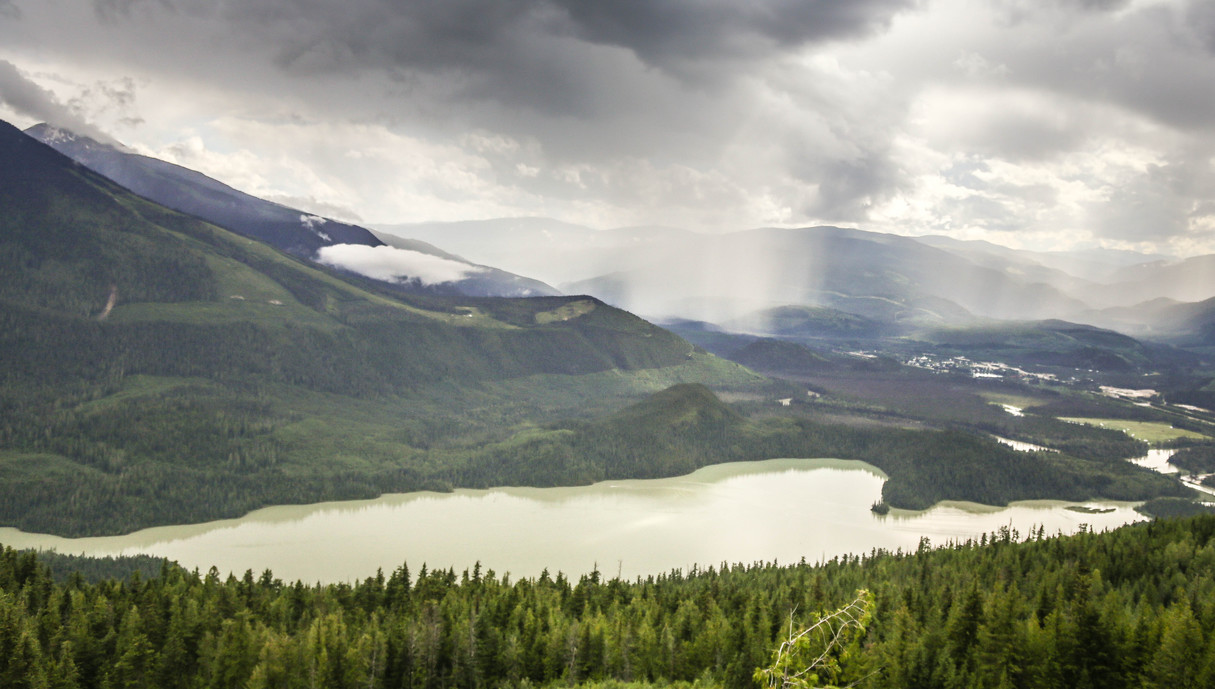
(446, 382, 1185, 512)
(0, 120, 755, 535)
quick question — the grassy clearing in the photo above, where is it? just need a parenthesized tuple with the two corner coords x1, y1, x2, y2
(534, 299, 597, 324)
(1060, 417, 1208, 444)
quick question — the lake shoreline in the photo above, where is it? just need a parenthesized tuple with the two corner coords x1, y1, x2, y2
(0, 458, 1148, 583)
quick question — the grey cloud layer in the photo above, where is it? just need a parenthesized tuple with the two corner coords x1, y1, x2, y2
(186, 0, 921, 220)
(166, 0, 918, 133)
(0, 0, 1210, 248)
(115, 0, 915, 74)
(553, 0, 917, 68)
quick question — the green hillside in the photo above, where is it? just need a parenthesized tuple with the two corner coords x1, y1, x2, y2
(0, 122, 762, 535)
(0, 121, 1199, 537)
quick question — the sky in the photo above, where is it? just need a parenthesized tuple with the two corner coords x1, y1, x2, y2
(1, 0, 1214, 256)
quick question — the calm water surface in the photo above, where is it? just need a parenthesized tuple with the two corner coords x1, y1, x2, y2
(1130, 448, 1179, 474)
(0, 459, 1144, 582)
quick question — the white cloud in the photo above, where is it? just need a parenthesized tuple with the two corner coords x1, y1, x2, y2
(300, 214, 330, 241)
(315, 244, 484, 286)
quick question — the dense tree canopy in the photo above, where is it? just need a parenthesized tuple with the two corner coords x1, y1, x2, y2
(3, 515, 1215, 688)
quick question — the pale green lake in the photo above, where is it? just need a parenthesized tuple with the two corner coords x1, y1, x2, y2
(0, 459, 1144, 582)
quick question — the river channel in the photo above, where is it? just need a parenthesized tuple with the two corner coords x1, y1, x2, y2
(0, 459, 1144, 583)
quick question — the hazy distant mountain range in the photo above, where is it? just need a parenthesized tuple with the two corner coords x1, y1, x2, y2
(382, 218, 1215, 346)
(23, 122, 1215, 349)
(24, 124, 557, 299)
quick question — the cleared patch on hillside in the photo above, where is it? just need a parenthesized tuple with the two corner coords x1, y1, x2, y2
(534, 299, 596, 324)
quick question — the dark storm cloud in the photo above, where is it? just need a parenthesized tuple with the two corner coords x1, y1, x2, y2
(256, 1, 621, 123)
(116, 0, 916, 222)
(89, 0, 917, 84)
(979, 0, 1215, 134)
(24, 0, 1205, 248)
(552, 0, 918, 71)
(1187, 0, 1215, 55)
(258, 0, 544, 75)
(0, 59, 117, 143)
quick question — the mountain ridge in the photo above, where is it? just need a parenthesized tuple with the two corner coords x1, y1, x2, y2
(384, 216, 1215, 345)
(0, 118, 758, 535)
(24, 123, 559, 299)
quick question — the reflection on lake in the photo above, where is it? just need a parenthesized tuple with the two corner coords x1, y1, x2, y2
(991, 435, 1052, 452)
(1130, 448, 1178, 474)
(0, 459, 1145, 583)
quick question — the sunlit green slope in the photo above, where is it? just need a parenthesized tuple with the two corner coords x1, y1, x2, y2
(0, 121, 761, 535)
